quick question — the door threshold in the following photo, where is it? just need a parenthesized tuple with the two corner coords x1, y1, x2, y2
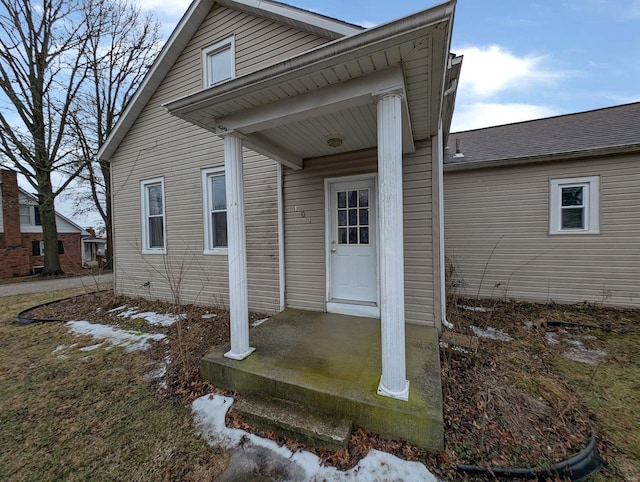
(327, 301, 380, 318)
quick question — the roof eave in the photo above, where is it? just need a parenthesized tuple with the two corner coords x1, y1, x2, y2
(98, 0, 362, 162)
(165, 0, 456, 117)
(444, 143, 640, 172)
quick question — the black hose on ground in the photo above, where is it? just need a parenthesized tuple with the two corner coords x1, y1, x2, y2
(456, 433, 602, 481)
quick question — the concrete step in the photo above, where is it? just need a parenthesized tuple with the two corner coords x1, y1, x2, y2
(233, 395, 353, 451)
(201, 309, 444, 451)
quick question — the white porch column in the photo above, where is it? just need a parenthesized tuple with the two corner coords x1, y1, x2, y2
(223, 133, 255, 360)
(376, 92, 409, 401)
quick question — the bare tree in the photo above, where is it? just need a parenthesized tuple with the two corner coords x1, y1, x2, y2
(0, 0, 91, 275)
(69, 0, 161, 270)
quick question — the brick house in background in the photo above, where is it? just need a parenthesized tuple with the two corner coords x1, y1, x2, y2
(0, 169, 87, 278)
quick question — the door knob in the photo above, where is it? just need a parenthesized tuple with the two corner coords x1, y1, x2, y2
(331, 248, 337, 253)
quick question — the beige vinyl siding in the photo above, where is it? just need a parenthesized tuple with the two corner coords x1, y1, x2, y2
(110, 5, 331, 312)
(283, 143, 435, 326)
(444, 154, 640, 307)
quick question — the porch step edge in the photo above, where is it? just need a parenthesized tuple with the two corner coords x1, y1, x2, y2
(233, 395, 353, 451)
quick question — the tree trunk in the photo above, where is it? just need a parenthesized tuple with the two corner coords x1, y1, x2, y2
(101, 160, 113, 270)
(38, 172, 63, 276)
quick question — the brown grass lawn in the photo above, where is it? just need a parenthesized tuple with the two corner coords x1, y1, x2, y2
(1, 288, 638, 481)
(0, 289, 228, 481)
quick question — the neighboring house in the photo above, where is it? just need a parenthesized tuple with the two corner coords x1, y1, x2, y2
(0, 169, 87, 278)
(444, 102, 640, 307)
(99, 0, 460, 401)
(82, 228, 107, 268)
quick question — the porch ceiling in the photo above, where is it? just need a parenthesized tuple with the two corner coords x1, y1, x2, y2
(164, 1, 457, 168)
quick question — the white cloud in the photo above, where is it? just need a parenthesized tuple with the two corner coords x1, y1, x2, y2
(137, 0, 191, 16)
(357, 20, 378, 28)
(454, 44, 565, 98)
(451, 102, 560, 132)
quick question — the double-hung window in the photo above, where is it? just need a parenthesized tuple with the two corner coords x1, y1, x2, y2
(202, 37, 234, 88)
(20, 205, 41, 226)
(549, 176, 600, 234)
(202, 168, 228, 253)
(141, 178, 166, 253)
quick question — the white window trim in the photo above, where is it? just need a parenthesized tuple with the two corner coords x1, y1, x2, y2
(141, 177, 166, 254)
(201, 36, 235, 89)
(549, 176, 600, 235)
(202, 167, 228, 255)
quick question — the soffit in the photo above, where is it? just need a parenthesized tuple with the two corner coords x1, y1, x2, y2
(165, 1, 456, 162)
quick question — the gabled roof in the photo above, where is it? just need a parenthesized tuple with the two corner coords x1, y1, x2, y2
(17, 187, 88, 234)
(445, 102, 640, 170)
(98, 0, 362, 162)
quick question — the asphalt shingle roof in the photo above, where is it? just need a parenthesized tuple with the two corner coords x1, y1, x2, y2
(445, 102, 640, 166)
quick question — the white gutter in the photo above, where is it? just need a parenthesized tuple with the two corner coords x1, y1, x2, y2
(444, 143, 640, 172)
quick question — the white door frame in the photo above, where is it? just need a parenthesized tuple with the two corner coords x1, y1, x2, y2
(324, 173, 380, 318)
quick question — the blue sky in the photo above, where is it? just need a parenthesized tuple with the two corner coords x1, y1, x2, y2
(57, 0, 640, 225)
(142, 0, 640, 132)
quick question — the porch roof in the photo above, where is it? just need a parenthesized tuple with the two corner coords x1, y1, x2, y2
(164, 1, 460, 168)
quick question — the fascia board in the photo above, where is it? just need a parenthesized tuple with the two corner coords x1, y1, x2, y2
(220, 0, 363, 38)
(165, 0, 456, 116)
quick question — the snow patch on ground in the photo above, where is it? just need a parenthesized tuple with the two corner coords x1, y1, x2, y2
(251, 317, 269, 327)
(115, 307, 182, 327)
(458, 304, 491, 312)
(202, 313, 217, 319)
(470, 325, 513, 342)
(67, 320, 166, 352)
(545, 330, 607, 364)
(79, 343, 104, 352)
(108, 305, 128, 313)
(192, 394, 440, 481)
(545, 332, 560, 345)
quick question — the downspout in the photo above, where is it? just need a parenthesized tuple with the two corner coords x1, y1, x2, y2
(432, 124, 453, 331)
(277, 163, 285, 311)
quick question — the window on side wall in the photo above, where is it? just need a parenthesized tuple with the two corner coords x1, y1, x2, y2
(549, 176, 600, 234)
(202, 168, 227, 253)
(202, 37, 234, 88)
(141, 178, 166, 253)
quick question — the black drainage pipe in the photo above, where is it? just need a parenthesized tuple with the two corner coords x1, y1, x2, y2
(457, 433, 602, 481)
(15, 290, 110, 325)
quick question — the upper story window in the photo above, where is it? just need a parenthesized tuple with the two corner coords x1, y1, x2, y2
(202, 168, 228, 253)
(549, 176, 600, 234)
(141, 178, 166, 253)
(20, 205, 41, 226)
(202, 37, 235, 88)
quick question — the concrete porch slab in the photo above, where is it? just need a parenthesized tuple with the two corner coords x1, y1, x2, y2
(201, 309, 443, 451)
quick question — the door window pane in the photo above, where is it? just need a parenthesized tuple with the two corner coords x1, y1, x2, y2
(359, 189, 368, 207)
(349, 227, 358, 244)
(348, 190, 358, 208)
(338, 210, 347, 226)
(336, 188, 371, 245)
(360, 227, 369, 244)
(337, 191, 346, 208)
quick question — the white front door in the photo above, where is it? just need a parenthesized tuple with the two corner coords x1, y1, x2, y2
(326, 177, 379, 317)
